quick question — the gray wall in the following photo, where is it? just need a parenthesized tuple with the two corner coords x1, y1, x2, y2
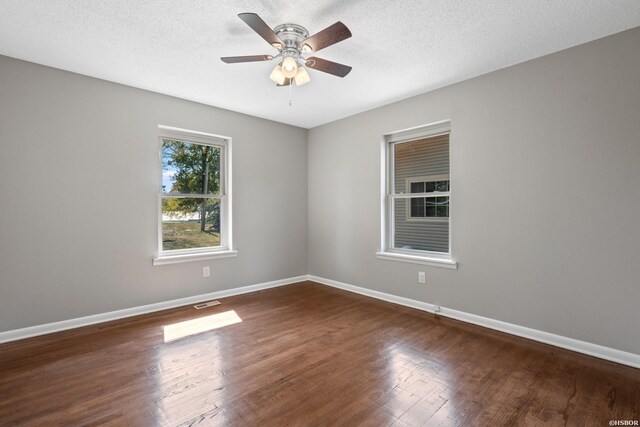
(0, 55, 308, 332)
(308, 27, 640, 354)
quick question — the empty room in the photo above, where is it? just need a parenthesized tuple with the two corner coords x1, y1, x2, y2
(1, 1, 639, 425)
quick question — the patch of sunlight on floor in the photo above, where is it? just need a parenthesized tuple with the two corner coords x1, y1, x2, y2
(163, 310, 242, 343)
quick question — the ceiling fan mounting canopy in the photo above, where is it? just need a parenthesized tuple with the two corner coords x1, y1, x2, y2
(273, 23, 309, 47)
(220, 13, 353, 87)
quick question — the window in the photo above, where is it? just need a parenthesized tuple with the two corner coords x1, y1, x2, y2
(154, 126, 235, 265)
(378, 121, 456, 268)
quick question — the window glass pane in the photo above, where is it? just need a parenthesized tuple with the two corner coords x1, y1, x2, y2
(436, 196, 449, 217)
(162, 198, 221, 251)
(162, 139, 221, 195)
(410, 182, 424, 193)
(435, 181, 449, 192)
(390, 132, 449, 254)
(393, 135, 450, 193)
(425, 181, 436, 193)
(393, 198, 449, 253)
(425, 198, 436, 217)
(410, 197, 424, 217)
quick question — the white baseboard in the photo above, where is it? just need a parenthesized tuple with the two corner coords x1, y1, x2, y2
(0, 275, 308, 344)
(308, 275, 640, 369)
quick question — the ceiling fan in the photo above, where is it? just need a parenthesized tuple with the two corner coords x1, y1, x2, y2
(221, 13, 352, 87)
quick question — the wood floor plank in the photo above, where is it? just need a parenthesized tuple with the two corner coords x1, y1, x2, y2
(0, 281, 637, 426)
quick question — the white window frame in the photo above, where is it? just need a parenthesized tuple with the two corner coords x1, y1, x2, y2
(153, 125, 236, 266)
(405, 175, 450, 222)
(376, 120, 457, 269)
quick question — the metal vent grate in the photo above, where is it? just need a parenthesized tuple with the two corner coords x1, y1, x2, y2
(193, 300, 221, 310)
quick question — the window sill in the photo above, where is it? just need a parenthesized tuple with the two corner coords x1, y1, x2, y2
(376, 251, 458, 269)
(153, 250, 238, 266)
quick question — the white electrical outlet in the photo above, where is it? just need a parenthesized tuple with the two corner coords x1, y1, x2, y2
(203, 266, 210, 278)
(418, 271, 426, 284)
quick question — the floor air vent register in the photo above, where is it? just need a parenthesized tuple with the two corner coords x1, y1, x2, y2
(193, 300, 221, 310)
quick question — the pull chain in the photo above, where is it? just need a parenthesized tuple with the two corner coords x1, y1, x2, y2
(289, 77, 293, 107)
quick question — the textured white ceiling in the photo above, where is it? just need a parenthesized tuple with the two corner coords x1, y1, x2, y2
(1, 1, 639, 128)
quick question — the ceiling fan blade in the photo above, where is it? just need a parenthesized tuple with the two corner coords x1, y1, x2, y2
(221, 55, 273, 64)
(300, 22, 351, 53)
(277, 78, 293, 87)
(306, 57, 352, 77)
(238, 13, 284, 48)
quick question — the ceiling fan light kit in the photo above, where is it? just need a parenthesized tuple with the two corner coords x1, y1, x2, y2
(269, 65, 286, 85)
(221, 13, 352, 88)
(281, 56, 298, 78)
(294, 67, 310, 86)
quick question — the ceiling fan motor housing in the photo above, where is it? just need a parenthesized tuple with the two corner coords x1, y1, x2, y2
(274, 23, 310, 63)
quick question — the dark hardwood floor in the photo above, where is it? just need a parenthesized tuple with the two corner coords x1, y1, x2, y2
(0, 281, 638, 426)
